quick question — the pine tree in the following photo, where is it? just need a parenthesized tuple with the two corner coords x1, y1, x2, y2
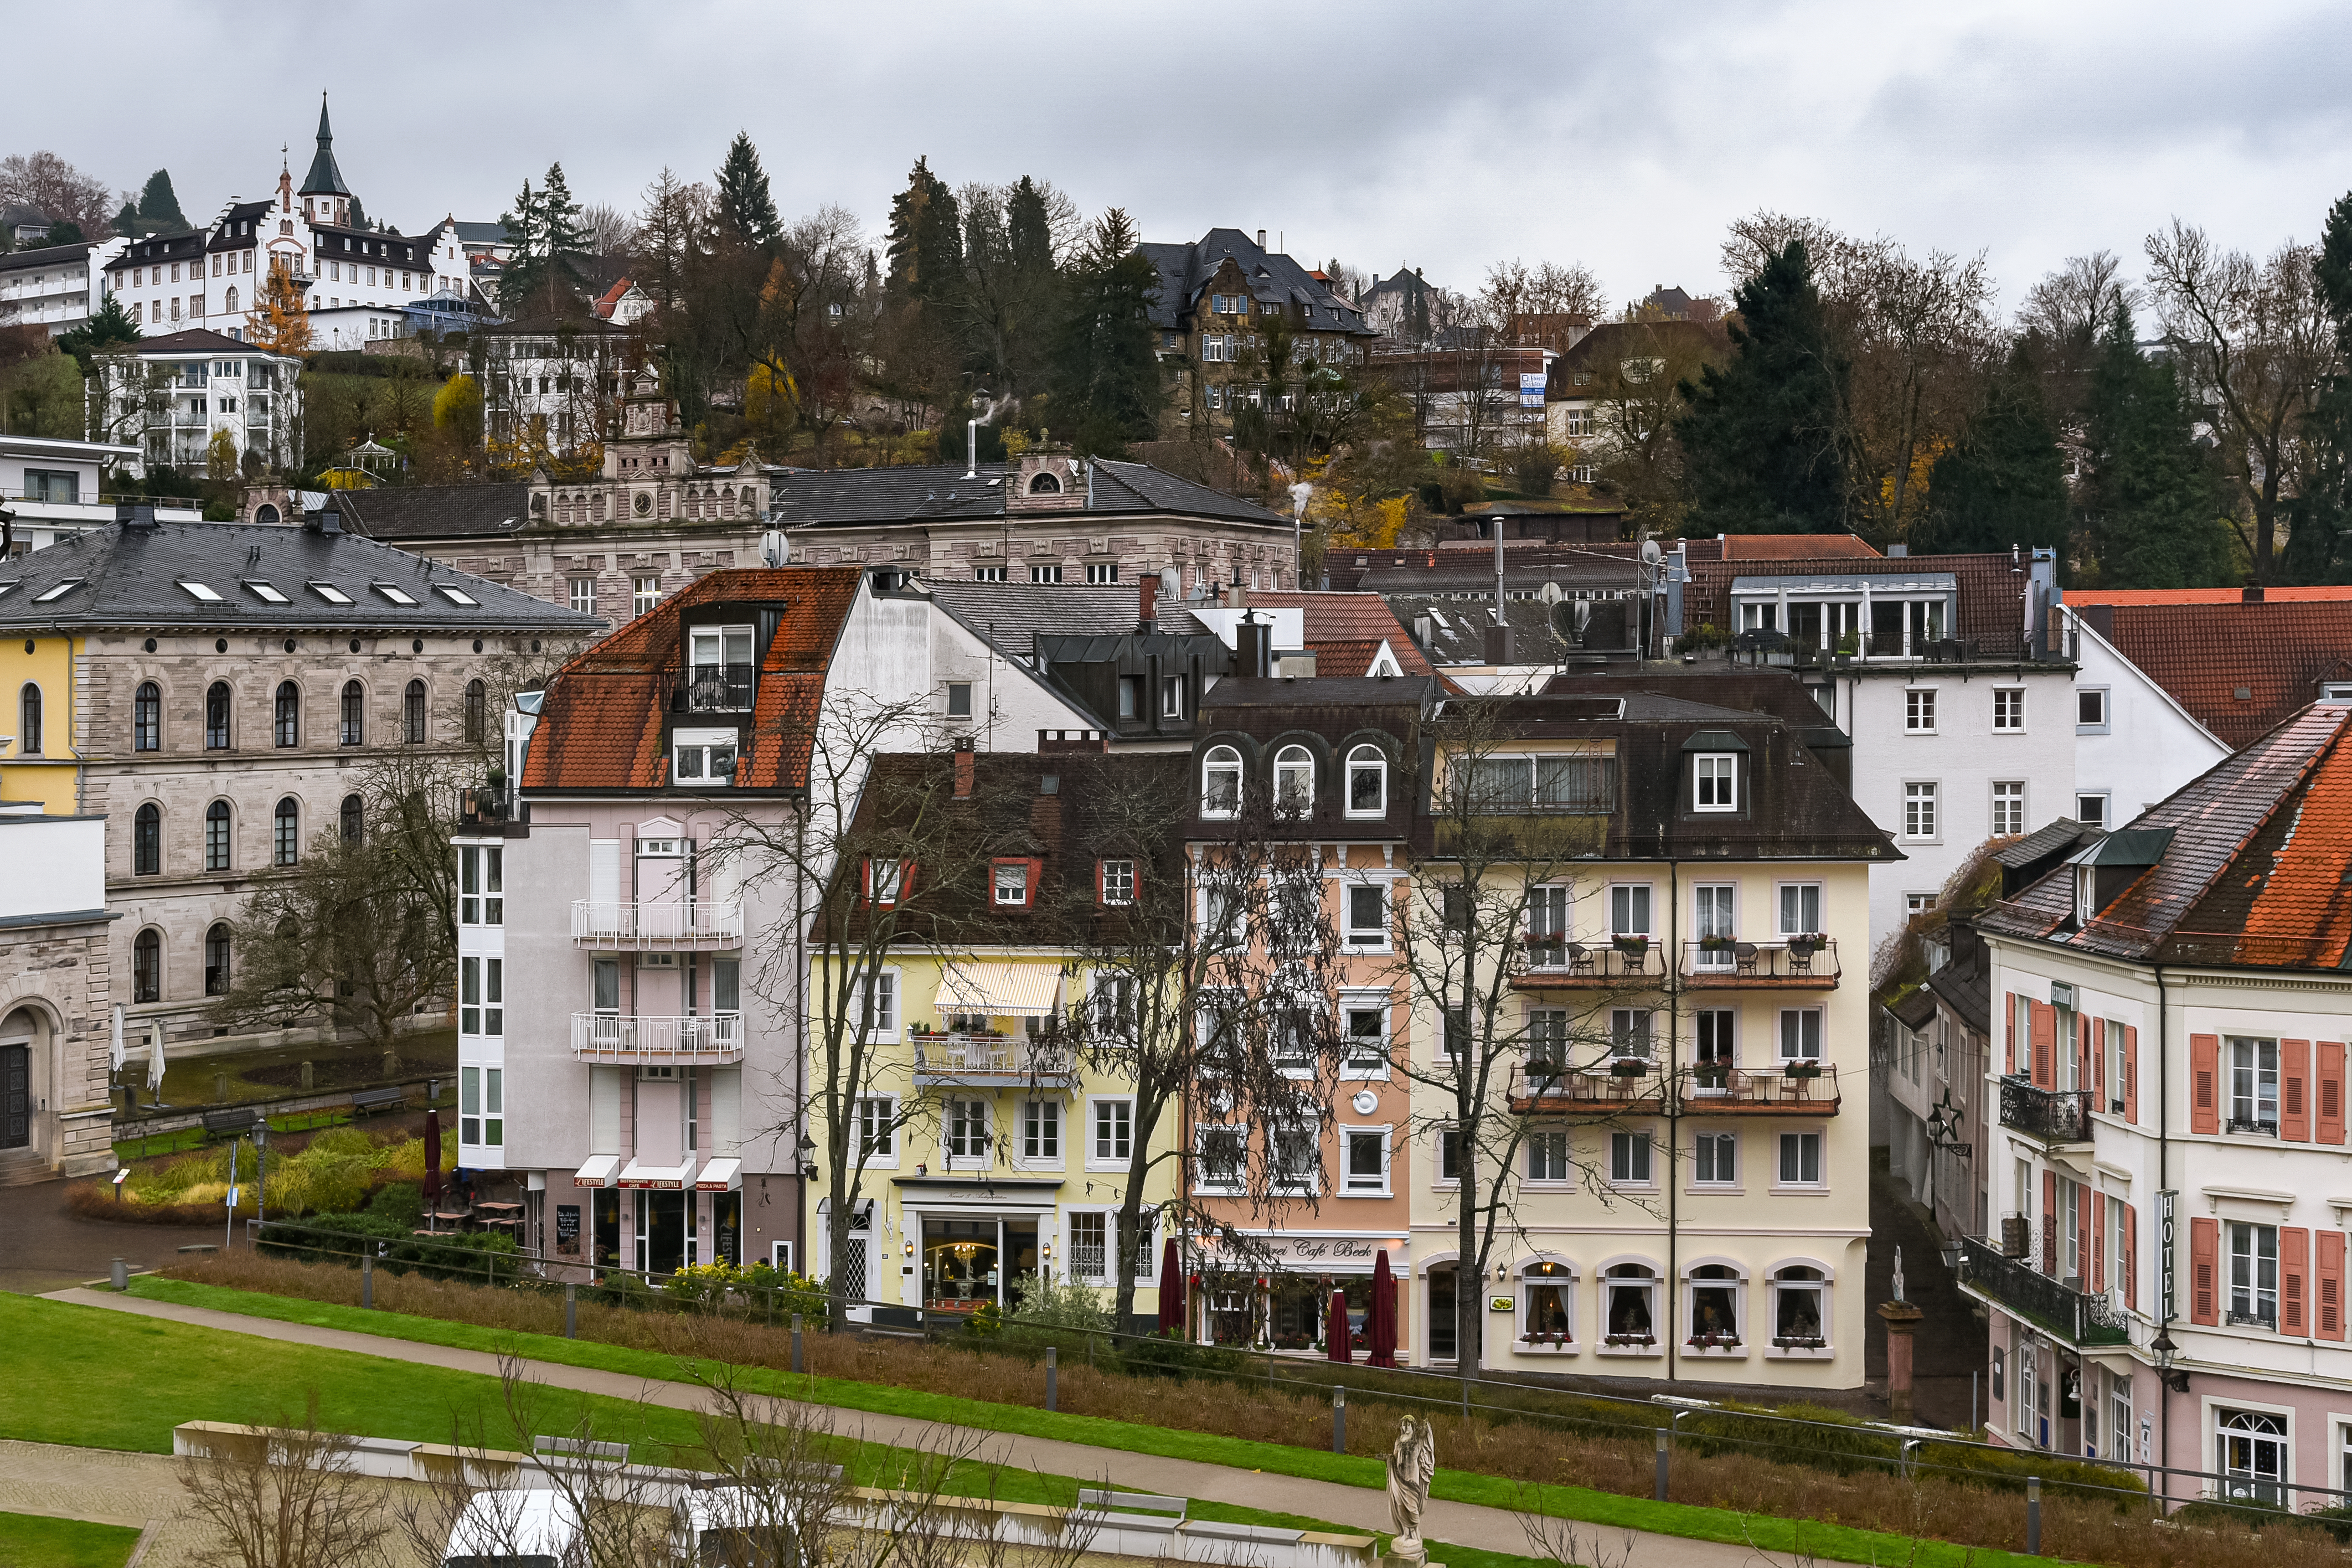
(1007, 177, 1054, 280)
(2081, 304, 2233, 587)
(715, 132, 781, 250)
(1915, 342, 2071, 556)
(884, 157, 962, 303)
(136, 170, 186, 229)
(497, 166, 585, 316)
(1049, 208, 1164, 457)
(58, 295, 141, 374)
(2283, 191, 2352, 582)
(1676, 239, 1847, 534)
(110, 200, 140, 239)
(496, 179, 544, 314)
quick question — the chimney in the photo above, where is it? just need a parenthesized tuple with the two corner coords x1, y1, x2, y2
(115, 502, 158, 530)
(307, 504, 342, 535)
(1138, 571, 1159, 632)
(2243, 585, 2266, 604)
(1256, 228, 1267, 250)
(1484, 623, 1516, 665)
(953, 737, 975, 800)
(1236, 614, 1273, 678)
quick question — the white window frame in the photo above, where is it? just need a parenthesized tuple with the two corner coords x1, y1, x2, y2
(1610, 883, 1653, 937)
(1086, 1096, 1133, 1169)
(2076, 687, 2111, 733)
(1610, 1130, 1655, 1188)
(1775, 1129, 1826, 1190)
(1018, 1098, 1064, 1167)
(1992, 686, 2026, 732)
(944, 1097, 992, 1169)
(1518, 1260, 1577, 1347)
(1775, 881, 1822, 938)
(852, 967, 901, 1043)
(1344, 744, 1387, 818)
(1903, 781, 1939, 840)
(1691, 1129, 1739, 1189)
(1776, 1007, 1824, 1062)
(1339, 989, 1392, 1079)
(1099, 858, 1137, 907)
(1340, 1124, 1392, 1196)
(2076, 791, 2109, 828)
(993, 860, 1031, 906)
(1193, 1124, 1246, 1194)
(1905, 687, 1938, 734)
(855, 1095, 899, 1167)
(1200, 745, 1242, 819)
(1694, 753, 1737, 812)
(672, 726, 740, 788)
(1432, 1123, 1460, 1188)
(1524, 1127, 1570, 1187)
(1273, 744, 1314, 817)
(1766, 1264, 1833, 1354)
(1992, 780, 2026, 838)
(1682, 1261, 1748, 1350)
(1160, 674, 1187, 719)
(1343, 879, 1391, 952)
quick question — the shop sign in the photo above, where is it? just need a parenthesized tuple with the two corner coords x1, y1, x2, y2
(1211, 1234, 1386, 1267)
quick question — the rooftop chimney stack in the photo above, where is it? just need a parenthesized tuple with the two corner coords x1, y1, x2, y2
(1257, 228, 1267, 250)
(1236, 612, 1273, 678)
(1138, 571, 1159, 632)
(953, 737, 975, 800)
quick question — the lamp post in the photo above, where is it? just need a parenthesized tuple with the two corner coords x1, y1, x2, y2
(2150, 1328, 2189, 1394)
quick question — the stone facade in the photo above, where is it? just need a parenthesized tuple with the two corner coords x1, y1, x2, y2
(0, 808, 115, 1178)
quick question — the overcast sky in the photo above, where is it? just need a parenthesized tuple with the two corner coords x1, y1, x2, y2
(19, 1, 2352, 316)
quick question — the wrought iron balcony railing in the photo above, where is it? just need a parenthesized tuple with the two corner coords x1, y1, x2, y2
(1999, 1075, 2093, 1143)
(1679, 938, 1840, 987)
(1515, 939, 1667, 986)
(911, 1033, 1075, 1085)
(1958, 1235, 2130, 1347)
(677, 663, 755, 712)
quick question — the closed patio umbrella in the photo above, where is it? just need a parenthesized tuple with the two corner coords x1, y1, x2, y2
(1157, 1236, 1184, 1335)
(423, 1109, 444, 1207)
(1368, 1250, 1399, 1367)
(1326, 1287, 1352, 1363)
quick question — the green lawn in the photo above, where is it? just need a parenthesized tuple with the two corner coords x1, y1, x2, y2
(0, 1514, 142, 1568)
(115, 1278, 2047, 1568)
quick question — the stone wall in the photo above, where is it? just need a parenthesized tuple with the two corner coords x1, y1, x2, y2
(0, 911, 116, 1176)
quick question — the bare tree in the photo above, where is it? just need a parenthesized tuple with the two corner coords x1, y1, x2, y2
(1481, 259, 1607, 334)
(0, 151, 116, 237)
(176, 1396, 386, 1568)
(1577, 312, 1731, 537)
(2144, 220, 2341, 582)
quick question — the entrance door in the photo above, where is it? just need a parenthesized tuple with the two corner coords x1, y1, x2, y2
(712, 1192, 741, 1267)
(1427, 1264, 1458, 1362)
(592, 1189, 620, 1270)
(2220, 1410, 2287, 1506)
(923, 1219, 998, 1311)
(1002, 1221, 1039, 1311)
(0, 1044, 27, 1149)
(638, 1191, 686, 1275)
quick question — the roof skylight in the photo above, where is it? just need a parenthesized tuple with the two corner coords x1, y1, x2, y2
(374, 583, 419, 606)
(0, 581, 16, 599)
(34, 579, 81, 602)
(178, 580, 222, 601)
(308, 581, 353, 605)
(245, 580, 289, 604)
(434, 585, 478, 606)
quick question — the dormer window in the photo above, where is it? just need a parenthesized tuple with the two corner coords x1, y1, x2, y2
(1201, 745, 1242, 818)
(1694, 754, 1737, 811)
(685, 625, 755, 710)
(673, 727, 739, 786)
(1274, 745, 1314, 817)
(1027, 471, 1062, 495)
(2075, 865, 2098, 927)
(1345, 744, 1386, 817)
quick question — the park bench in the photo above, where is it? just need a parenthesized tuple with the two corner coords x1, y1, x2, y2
(349, 1086, 408, 1118)
(199, 1108, 264, 1141)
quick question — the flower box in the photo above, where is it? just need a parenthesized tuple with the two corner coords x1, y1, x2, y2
(1602, 1332, 1657, 1348)
(1783, 1062, 1824, 1080)
(1698, 935, 1735, 952)
(1685, 1334, 1742, 1350)
(1612, 935, 1649, 957)
(1772, 1334, 1828, 1350)
(1610, 1059, 1652, 1079)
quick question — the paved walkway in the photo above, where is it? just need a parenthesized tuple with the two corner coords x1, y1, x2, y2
(47, 1288, 1790, 1568)
(0, 1439, 174, 1565)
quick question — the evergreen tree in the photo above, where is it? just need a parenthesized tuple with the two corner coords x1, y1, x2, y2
(2080, 303, 2233, 587)
(136, 169, 186, 229)
(1915, 341, 2071, 557)
(1049, 208, 1164, 457)
(715, 132, 782, 250)
(347, 195, 370, 231)
(2283, 191, 2352, 583)
(110, 200, 140, 239)
(497, 164, 587, 316)
(1675, 240, 1846, 533)
(43, 220, 83, 247)
(58, 295, 141, 374)
(1007, 177, 1055, 280)
(884, 157, 962, 303)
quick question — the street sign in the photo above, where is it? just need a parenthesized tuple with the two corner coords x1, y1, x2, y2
(1518, 372, 1546, 409)
(225, 1186, 239, 1208)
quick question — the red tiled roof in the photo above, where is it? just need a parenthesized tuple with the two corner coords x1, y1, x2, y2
(1229, 591, 1435, 675)
(521, 566, 863, 793)
(1719, 534, 1881, 561)
(2068, 586, 2352, 606)
(2092, 601, 2352, 749)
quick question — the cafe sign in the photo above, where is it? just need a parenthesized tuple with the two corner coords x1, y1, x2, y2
(1208, 1234, 1389, 1267)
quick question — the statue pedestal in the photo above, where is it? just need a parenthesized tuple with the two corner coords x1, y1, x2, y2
(1389, 1537, 1428, 1564)
(1878, 1299, 1925, 1427)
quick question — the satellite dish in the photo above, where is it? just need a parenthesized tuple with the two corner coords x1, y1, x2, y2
(1539, 581, 1562, 604)
(1641, 539, 1663, 566)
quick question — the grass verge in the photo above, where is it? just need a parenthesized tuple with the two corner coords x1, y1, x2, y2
(116, 1277, 2046, 1568)
(0, 1513, 143, 1568)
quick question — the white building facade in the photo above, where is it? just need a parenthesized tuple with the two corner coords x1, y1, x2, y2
(90, 330, 303, 474)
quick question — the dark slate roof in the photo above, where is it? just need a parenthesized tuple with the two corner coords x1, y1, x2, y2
(1190, 678, 1433, 840)
(1136, 228, 1375, 337)
(1200, 674, 1432, 710)
(1333, 546, 1642, 596)
(1888, 987, 1939, 1030)
(105, 328, 272, 358)
(110, 230, 206, 270)
(0, 241, 96, 276)
(1977, 704, 2352, 970)
(451, 221, 513, 247)
(205, 202, 272, 254)
(309, 224, 427, 267)
(772, 461, 1286, 528)
(1388, 595, 1580, 664)
(925, 581, 1208, 661)
(1545, 663, 1845, 734)
(300, 97, 352, 197)
(336, 484, 534, 541)
(0, 518, 598, 635)
(1992, 817, 2101, 873)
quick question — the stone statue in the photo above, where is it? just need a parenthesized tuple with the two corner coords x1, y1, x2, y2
(1386, 1415, 1437, 1561)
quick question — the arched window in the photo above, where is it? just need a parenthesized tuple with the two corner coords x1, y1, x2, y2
(254, 503, 280, 526)
(1201, 745, 1242, 818)
(1602, 1262, 1658, 1345)
(133, 803, 161, 875)
(340, 793, 364, 843)
(339, 679, 364, 745)
(1273, 744, 1314, 817)
(204, 924, 231, 997)
(204, 800, 233, 870)
(133, 681, 161, 751)
(1769, 1263, 1829, 1349)
(1027, 471, 1062, 494)
(1345, 744, 1386, 817)
(274, 680, 300, 746)
(1520, 1260, 1575, 1345)
(274, 797, 300, 866)
(463, 679, 487, 742)
(206, 682, 232, 749)
(223, 285, 239, 314)
(132, 929, 161, 1003)
(17, 683, 39, 755)
(404, 679, 426, 744)
(1685, 1262, 1744, 1348)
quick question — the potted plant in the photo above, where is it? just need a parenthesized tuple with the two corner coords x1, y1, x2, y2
(1787, 934, 1820, 960)
(1693, 1062, 1730, 1092)
(1784, 1060, 1824, 1080)
(1604, 1332, 1655, 1348)
(1698, 933, 1735, 953)
(1612, 933, 1649, 958)
(1833, 631, 1859, 664)
(1611, 1058, 1651, 1079)
(1773, 1334, 1827, 1350)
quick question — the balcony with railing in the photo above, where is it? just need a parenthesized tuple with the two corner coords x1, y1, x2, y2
(571, 1011, 743, 1064)
(1508, 1059, 1668, 1113)
(1958, 1235, 2130, 1347)
(1998, 1076, 2093, 1145)
(1680, 1062, 1842, 1115)
(1679, 938, 1840, 988)
(912, 1033, 1076, 1087)
(1514, 938, 1667, 989)
(675, 663, 755, 714)
(571, 900, 743, 949)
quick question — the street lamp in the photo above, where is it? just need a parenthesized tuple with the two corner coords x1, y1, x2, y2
(2150, 1328, 2190, 1394)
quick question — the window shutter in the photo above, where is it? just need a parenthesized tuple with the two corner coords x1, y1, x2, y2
(2190, 1033, 2221, 1134)
(2123, 1203, 2137, 1311)
(2031, 1003, 2056, 1089)
(2076, 1194, 2090, 1286)
(1027, 857, 1043, 907)
(2091, 1192, 2106, 1292)
(2284, 1039, 2311, 1141)
(2319, 1230, 2345, 1341)
(2190, 1215, 2220, 1326)
(2284, 1226, 2310, 1335)
(2005, 992, 2017, 1074)
(2041, 1169, 2058, 1273)
(2091, 1018, 2105, 1110)
(2126, 1025, 2139, 1125)
(2322, 1042, 2346, 1145)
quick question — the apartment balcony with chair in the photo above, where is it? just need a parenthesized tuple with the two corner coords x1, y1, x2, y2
(1680, 1061, 1842, 1114)
(570, 1011, 743, 1064)
(675, 663, 755, 713)
(1998, 1076, 2093, 1145)
(1508, 1059, 1669, 1114)
(912, 1032, 1076, 1087)
(1679, 938, 1839, 989)
(571, 900, 743, 949)
(1514, 938, 1668, 989)
(1958, 1235, 2130, 1348)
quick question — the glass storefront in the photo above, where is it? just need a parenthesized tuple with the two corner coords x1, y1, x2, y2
(917, 1216, 1043, 1312)
(711, 1192, 741, 1267)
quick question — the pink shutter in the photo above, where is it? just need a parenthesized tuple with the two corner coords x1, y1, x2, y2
(2320, 1230, 2345, 1342)
(2285, 1040, 2312, 1142)
(2005, 992, 2018, 1075)
(2190, 1034, 2221, 1135)
(2126, 1026, 2140, 1125)
(2091, 1192, 2106, 1292)
(2320, 1043, 2346, 1146)
(2033, 1004, 2057, 1090)
(2123, 1204, 2138, 1311)
(2190, 1216, 2220, 1326)
(2284, 1227, 2310, 1336)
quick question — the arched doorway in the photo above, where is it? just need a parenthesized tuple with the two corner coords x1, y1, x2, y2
(1, 1005, 50, 1154)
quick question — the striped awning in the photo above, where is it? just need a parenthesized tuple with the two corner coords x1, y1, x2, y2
(936, 962, 1065, 1018)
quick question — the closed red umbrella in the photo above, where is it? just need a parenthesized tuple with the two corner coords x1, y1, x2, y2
(1368, 1250, 1399, 1367)
(422, 1109, 443, 1207)
(1157, 1236, 1184, 1335)
(1325, 1287, 1353, 1362)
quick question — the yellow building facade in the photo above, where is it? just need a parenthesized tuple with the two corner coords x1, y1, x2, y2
(0, 632, 84, 812)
